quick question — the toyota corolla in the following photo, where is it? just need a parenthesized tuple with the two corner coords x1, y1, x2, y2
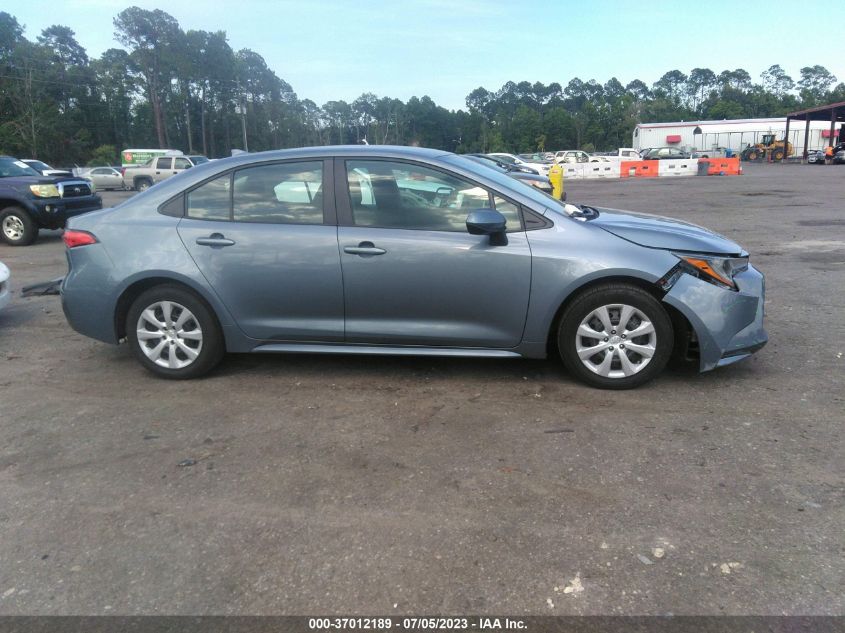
(59, 146, 766, 389)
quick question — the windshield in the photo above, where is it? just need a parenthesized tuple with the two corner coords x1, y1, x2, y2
(188, 156, 209, 164)
(0, 157, 41, 178)
(26, 160, 52, 171)
(446, 154, 576, 216)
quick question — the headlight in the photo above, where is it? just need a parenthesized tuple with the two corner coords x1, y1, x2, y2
(675, 253, 749, 290)
(30, 184, 60, 198)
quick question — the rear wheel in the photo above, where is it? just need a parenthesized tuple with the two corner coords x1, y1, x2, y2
(0, 206, 38, 246)
(771, 149, 784, 161)
(126, 285, 224, 379)
(557, 284, 673, 389)
(135, 178, 153, 192)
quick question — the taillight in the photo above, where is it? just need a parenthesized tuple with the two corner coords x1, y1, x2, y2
(63, 229, 98, 248)
(120, 167, 126, 176)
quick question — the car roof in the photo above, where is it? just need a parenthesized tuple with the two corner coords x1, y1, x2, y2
(238, 145, 450, 160)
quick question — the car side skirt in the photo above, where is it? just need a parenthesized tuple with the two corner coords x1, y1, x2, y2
(251, 343, 523, 358)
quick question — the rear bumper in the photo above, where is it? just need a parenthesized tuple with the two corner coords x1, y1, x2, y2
(61, 245, 119, 344)
(663, 264, 767, 372)
(0, 278, 10, 311)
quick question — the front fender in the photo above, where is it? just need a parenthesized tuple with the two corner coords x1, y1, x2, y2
(523, 220, 679, 346)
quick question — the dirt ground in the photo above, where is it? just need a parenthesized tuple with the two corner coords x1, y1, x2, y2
(0, 163, 842, 615)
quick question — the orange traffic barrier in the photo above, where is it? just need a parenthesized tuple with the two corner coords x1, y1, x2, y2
(620, 160, 659, 178)
(697, 157, 741, 176)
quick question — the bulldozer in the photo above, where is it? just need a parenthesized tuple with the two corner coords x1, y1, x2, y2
(741, 134, 793, 161)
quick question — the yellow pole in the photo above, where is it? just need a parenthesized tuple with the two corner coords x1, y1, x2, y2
(549, 163, 564, 200)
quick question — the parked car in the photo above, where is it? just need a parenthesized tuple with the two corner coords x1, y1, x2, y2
(123, 154, 209, 191)
(833, 150, 845, 165)
(465, 154, 555, 195)
(554, 150, 590, 164)
(806, 150, 826, 165)
(0, 156, 102, 246)
(590, 148, 641, 162)
(0, 260, 10, 312)
(56, 146, 766, 389)
(642, 147, 690, 160)
(518, 153, 552, 164)
(82, 166, 127, 190)
(691, 147, 733, 159)
(486, 152, 549, 176)
(21, 159, 72, 177)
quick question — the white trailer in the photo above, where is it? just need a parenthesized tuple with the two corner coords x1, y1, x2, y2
(633, 118, 841, 156)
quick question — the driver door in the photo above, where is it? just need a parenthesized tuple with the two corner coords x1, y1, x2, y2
(335, 158, 531, 348)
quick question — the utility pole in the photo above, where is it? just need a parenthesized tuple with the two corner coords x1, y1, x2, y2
(237, 80, 248, 152)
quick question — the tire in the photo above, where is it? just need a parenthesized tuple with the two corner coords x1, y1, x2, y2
(135, 178, 153, 192)
(771, 150, 784, 161)
(557, 283, 673, 390)
(0, 206, 39, 246)
(126, 284, 225, 379)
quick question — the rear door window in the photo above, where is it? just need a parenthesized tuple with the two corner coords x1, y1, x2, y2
(156, 157, 172, 170)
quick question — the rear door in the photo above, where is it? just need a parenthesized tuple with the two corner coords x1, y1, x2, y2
(336, 158, 531, 348)
(177, 159, 344, 341)
(154, 157, 173, 182)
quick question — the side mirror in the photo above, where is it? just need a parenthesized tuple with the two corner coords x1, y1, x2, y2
(466, 209, 508, 246)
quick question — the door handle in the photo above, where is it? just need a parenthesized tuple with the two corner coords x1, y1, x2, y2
(344, 241, 386, 256)
(196, 233, 235, 247)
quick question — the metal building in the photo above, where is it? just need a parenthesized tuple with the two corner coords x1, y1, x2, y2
(633, 118, 842, 154)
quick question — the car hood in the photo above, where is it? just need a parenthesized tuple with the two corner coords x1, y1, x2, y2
(590, 208, 744, 255)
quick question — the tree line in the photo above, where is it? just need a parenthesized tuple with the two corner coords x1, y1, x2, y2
(1, 7, 843, 166)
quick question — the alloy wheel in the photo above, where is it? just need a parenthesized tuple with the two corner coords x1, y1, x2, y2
(575, 303, 657, 379)
(135, 300, 203, 369)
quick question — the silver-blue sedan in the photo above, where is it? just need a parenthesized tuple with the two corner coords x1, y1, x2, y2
(59, 146, 767, 389)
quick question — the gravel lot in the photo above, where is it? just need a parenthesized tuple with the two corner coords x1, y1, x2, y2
(0, 164, 842, 615)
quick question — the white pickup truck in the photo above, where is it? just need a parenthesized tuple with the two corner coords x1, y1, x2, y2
(123, 153, 210, 191)
(597, 148, 642, 161)
(554, 148, 643, 164)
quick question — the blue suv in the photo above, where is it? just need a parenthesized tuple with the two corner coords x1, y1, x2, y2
(0, 156, 102, 246)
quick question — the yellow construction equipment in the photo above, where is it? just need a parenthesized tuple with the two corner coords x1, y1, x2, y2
(741, 134, 793, 161)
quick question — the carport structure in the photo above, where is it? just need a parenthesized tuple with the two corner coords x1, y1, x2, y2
(784, 101, 845, 161)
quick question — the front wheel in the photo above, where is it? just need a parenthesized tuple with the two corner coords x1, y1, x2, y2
(557, 284, 673, 389)
(126, 285, 225, 379)
(0, 206, 38, 246)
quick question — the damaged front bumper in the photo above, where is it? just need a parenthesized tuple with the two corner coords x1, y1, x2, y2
(662, 264, 767, 372)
